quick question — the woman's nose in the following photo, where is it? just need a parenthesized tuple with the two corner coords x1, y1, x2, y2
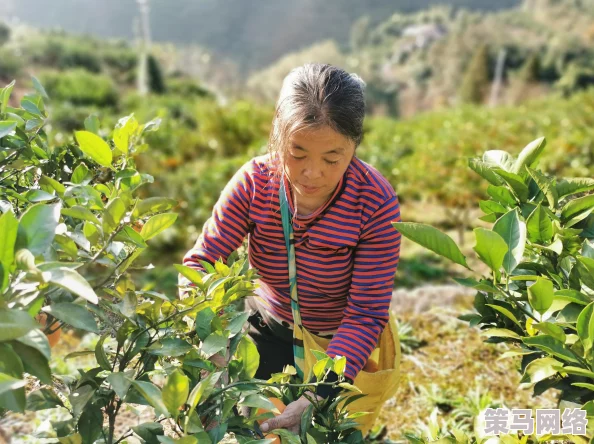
(302, 166, 323, 180)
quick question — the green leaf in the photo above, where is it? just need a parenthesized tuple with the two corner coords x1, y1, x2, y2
(0, 81, 15, 114)
(147, 338, 193, 357)
(473, 228, 507, 276)
(479, 328, 522, 340)
(78, 404, 103, 444)
(527, 205, 554, 244)
(141, 213, 178, 240)
(133, 197, 178, 218)
(162, 369, 189, 417)
(61, 206, 100, 226)
(554, 290, 591, 306)
(132, 423, 164, 444)
(46, 267, 99, 304)
(187, 371, 222, 416)
(31, 76, 49, 99)
(479, 200, 507, 216)
(483, 150, 514, 171)
(512, 137, 546, 175)
(112, 115, 139, 155)
(241, 393, 280, 412)
(522, 335, 580, 363)
(528, 278, 554, 315)
(16, 328, 51, 360)
(493, 209, 526, 274)
(202, 333, 228, 358)
(333, 356, 347, 376)
(526, 167, 558, 209)
(0, 343, 26, 412)
(487, 185, 517, 206)
(0, 121, 16, 139)
(43, 303, 99, 333)
(493, 168, 529, 202)
(236, 336, 259, 379)
(577, 256, 594, 289)
(114, 225, 148, 248)
(556, 178, 594, 198)
(95, 334, 111, 371)
(26, 388, 64, 411)
(39, 175, 66, 197)
(0, 309, 39, 341)
(175, 264, 204, 287)
(10, 341, 52, 384)
(485, 304, 522, 328)
(392, 222, 469, 269)
(195, 307, 215, 341)
(107, 372, 133, 399)
(68, 385, 95, 418)
(132, 381, 169, 417)
(71, 163, 90, 184)
(562, 195, 594, 223)
(468, 158, 503, 186)
(84, 115, 100, 134)
(15, 202, 61, 256)
(533, 322, 566, 343)
(103, 197, 127, 234)
(556, 366, 594, 379)
(74, 131, 113, 168)
(577, 302, 594, 352)
(0, 210, 18, 270)
(21, 97, 42, 116)
(520, 356, 559, 385)
(0, 372, 26, 412)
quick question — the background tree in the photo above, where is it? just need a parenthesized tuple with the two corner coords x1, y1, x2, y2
(458, 43, 491, 104)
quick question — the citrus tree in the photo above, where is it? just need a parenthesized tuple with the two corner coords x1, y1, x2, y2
(394, 137, 594, 442)
(0, 80, 363, 444)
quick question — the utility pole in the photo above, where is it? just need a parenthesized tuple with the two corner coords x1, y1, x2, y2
(489, 48, 506, 107)
(136, 0, 151, 96)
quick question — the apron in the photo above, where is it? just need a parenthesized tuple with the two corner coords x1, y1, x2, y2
(279, 175, 401, 434)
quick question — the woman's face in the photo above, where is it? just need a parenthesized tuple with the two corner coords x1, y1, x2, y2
(283, 125, 356, 202)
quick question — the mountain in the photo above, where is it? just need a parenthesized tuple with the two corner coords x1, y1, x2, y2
(0, 0, 520, 71)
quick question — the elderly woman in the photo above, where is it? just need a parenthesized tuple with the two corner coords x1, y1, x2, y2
(180, 63, 401, 434)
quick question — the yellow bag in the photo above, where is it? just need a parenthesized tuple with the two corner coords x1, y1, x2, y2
(299, 314, 401, 435)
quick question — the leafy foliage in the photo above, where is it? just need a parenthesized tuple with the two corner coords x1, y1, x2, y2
(394, 136, 594, 439)
(0, 80, 367, 443)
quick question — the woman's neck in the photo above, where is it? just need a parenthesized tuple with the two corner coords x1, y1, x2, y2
(293, 189, 335, 216)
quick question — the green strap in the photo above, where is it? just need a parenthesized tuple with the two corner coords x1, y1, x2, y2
(279, 176, 306, 379)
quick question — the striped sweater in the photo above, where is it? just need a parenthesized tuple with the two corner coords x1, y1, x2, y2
(181, 154, 401, 380)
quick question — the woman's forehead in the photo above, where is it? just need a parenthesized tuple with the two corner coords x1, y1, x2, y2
(289, 126, 354, 153)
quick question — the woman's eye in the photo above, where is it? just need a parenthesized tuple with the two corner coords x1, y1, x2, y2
(325, 159, 339, 165)
(290, 154, 305, 160)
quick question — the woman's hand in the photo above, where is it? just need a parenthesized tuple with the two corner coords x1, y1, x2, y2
(260, 391, 324, 435)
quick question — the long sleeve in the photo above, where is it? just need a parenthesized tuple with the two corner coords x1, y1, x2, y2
(179, 160, 254, 291)
(324, 195, 401, 380)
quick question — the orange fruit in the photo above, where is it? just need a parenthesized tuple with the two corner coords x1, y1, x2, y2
(256, 397, 286, 444)
(35, 313, 62, 348)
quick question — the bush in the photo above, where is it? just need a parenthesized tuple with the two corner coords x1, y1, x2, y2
(0, 48, 22, 80)
(0, 80, 366, 443)
(40, 69, 119, 107)
(396, 136, 594, 440)
(27, 35, 102, 73)
(0, 22, 10, 47)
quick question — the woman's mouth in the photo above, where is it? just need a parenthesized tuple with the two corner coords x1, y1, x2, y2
(300, 184, 321, 194)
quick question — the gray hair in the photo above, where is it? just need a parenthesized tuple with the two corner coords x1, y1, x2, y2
(268, 63, 367, 178)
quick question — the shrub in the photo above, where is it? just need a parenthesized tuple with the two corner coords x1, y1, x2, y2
(0, 80, 364, 443)
(39, 69, 119, 107)
(395, 136, 594, 440)
(0, 48, 23, 80)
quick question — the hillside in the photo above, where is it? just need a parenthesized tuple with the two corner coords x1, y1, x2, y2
(0, 0, 520, 71)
